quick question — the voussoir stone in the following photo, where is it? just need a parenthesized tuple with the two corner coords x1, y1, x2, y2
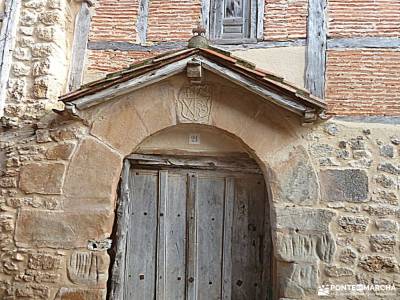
(19, 162, 66, 194)
(91, 99, 148, 155)
(320, 169, 368, 202)
(15, 209, 113, 249)
(63, 137, 122, 200)
(45, 142, 75, 160)
(274, 207, 336, 232)
(271, 146, 319, 205)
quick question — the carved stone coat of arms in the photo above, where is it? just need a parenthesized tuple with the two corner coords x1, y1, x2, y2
(176, 85, 212, 123)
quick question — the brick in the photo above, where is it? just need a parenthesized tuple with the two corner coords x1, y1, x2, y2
(326, 50, 400, 116)
(89, 0, 139, 42)
(328, 0, 400, 38)
(264, 0, 308, 40)
(147, 0, 201, 42)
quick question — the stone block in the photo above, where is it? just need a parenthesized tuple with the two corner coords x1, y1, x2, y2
(63, 137, 122, 200)
(339, 248, 357, 265)
(32, 59, 50, 76)
(32, 43, 56, 58)
(36, 129, 52, 142)
(28, 253, 61, 270)
(67, 251, 109, 287)
(271, 146, 319, 205)
(324, 265, 354, 277)
(19, 162, 65, 194)
(376, 219, 398, 233)
(364, 204, 399, 217)
(20, 26, 34, 36)
(0, 177, 17, 188)
(375, 174, 396, 189)
(320, 169, 368, 202)
(24, 0, 46, 8)
(56, 288, 105, 300)
(274, 207, 336, 232)
(91, 99, 147, 155)
(276, 231, 335, 263)
(378, 162, 400, 175)
(33, 77, 50, 99)
(375, 190, 398, 205)
(370, 235, 396, 253)
(15, 209, 113, 249)
(20, 10, 38, 26)
(39, 11, 64, 25)
(337, 216, 369, 233)
(278, 262, 317, 298)
(12, 62, 30, 76)
(380, 144, 395, 158)
(358, 255, 398, 273)
(45, 142, 75, 160)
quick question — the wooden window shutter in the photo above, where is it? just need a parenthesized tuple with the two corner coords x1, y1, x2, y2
(210, 0, 258, 44)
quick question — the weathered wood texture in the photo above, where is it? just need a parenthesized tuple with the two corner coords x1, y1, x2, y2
(68, 2, 91, 91)
(201, 0, 210, 37)
(128, 154, 262, 174)
(209, 0, 258, 44)
(111, 157, 272, 299)
(328, 37, 400, 49)
(108, 160, 131, 300)
(124, 169, 158, 299)
(136, 0, 149, 44)
(71, 57, 192, 109)
(0, 0, 21, 116)
(305, 0, 327, 99)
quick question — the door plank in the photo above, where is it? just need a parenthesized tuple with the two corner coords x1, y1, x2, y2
(247, 177, 266, 299)
(196, 175, 225, 300)
(109, 160, 131, 299)
(124, 170, 158, 299)
(186, 173, 198, 300)
(156, 170, 167, 300)
(231, 175, 265, 300)
(164, 172, 187, 299)
(222, 177, 235, 300)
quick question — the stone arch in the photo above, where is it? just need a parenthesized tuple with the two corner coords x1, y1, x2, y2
(57, 74, 335, 299)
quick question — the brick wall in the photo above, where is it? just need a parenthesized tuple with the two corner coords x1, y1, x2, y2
(147, 0, 201, 42)
(89, 0, 139, 42)
(264, 0, 308, 40)
(328, 0, 400, 37)
(326, 49, 400, 115)
(86, 50, 158, 74)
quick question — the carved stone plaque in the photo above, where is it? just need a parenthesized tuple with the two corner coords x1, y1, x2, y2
(177, 85, 212, 123)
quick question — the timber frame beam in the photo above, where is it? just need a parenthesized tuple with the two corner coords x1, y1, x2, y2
(305, 0, 327, 99)
(0, 0, 21, 117)
(68, 2, 92, 91)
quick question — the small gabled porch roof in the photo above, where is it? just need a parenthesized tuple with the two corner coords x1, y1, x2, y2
(59, 46, 326, 123)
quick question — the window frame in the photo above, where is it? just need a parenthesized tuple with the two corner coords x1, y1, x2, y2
(205, 0, 264, 45)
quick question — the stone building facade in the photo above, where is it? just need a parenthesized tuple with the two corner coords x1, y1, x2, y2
(0, 0, 399, 299)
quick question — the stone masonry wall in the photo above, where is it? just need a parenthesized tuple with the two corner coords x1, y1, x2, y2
(0, 73, 399, 298)
(3, 0, 79, 128)
(309, 120, 400, 298)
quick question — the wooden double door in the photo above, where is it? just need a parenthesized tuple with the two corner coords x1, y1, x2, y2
(121, 156, 272, 300)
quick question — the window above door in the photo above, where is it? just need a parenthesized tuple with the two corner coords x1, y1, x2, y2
(208, 0, 264, 44)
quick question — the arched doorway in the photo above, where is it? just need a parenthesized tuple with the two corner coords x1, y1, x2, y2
(109, 125, 274, 299)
